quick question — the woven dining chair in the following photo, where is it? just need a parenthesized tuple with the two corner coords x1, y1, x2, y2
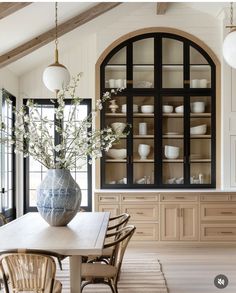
(86, 213, 130, 265)
(81, 225, 136, 293)
(0, 213, 7, 226)
(0, 249, 63, 293)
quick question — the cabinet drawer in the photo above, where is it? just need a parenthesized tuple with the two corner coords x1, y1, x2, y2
(200, 195, 229, 202)
(201, 224, 236, 241)
(161, 194, 198, 202)
(201, 204, 236, 221)
(121, 205, 158, 221)
(229, 195, 236, 201)
(121, 194, 159, 203)
(132, 223, 158, 241)
(98, 205, 119, 217)
(97, 194, 120, 203)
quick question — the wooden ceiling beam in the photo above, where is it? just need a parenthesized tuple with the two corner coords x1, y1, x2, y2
(156, 3, 168, 15)
(0, 2, 31, 20)
(0, 2, 121, 68)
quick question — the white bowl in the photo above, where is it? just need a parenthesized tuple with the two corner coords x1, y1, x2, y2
(141, 105, 154, 113)
(111, 122, 126, 134)
(164, 145, 179, 159)
(107, 148, 127, 159)
(175, 105, 184, 113)
(190, 124, 207, 135)
(190, 102, 205, 113)
(163, 105, 173, 113)
(121, 104, 138, 113)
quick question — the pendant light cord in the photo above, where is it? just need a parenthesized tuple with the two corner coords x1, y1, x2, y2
(230, 2, 233, 27)
(55, 2, 59, 63)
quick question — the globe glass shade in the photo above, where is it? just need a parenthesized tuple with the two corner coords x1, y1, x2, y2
(223, 30, 236, 68)
(43, 63, 70, 92)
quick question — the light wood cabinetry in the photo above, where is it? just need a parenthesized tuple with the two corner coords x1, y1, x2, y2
(200, 194, 236, 241)
(160, 204, 198, 241)
(95, 191, 236, 242)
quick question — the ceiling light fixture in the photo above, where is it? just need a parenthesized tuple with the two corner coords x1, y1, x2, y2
(223, 2, 236, 68)
(43, 2, 70, 92)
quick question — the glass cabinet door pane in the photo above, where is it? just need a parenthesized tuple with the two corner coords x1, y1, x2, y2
(105, 46, 127, 89)
(108, 46, 126, 64)
(162, 96, 184, 185)
(105, 65, 126, 89)
(190, 46, 211, 89)
(132, 96, 155, 184)
(133, 38, 154, 64)
(162, 38, 184, 88)
(133, 38, 154, 88)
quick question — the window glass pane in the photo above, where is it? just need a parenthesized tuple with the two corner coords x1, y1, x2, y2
(25, 101, 91, 211)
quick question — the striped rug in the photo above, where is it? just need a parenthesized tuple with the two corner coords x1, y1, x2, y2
(56, 253, 168, 293)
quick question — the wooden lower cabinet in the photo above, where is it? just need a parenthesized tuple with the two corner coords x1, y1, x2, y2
(95, 192, 236, 242)
(160, 204, 198, 241)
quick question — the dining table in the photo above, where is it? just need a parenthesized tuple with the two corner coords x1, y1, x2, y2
(0, 211, 110, 293)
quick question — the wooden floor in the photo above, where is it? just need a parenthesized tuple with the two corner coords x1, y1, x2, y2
(128, 244, 236, 293)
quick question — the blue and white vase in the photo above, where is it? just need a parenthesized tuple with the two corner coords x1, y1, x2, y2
(37, 169, 81, 226)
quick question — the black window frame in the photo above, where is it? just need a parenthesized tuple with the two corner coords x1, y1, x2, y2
(0, 89, 16, 221)
(23, 98, 92, 213)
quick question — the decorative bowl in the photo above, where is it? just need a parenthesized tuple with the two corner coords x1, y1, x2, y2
(190, 124, 207, 135)
(141, 105, 154, 113)
(107, 148, 127, 159)
(190, 101, 205, 113)
(111, 122, 126, 134)
(175, 105, 184, 113)
(164, 145, 179, 159)
(162, 105, 173, 113)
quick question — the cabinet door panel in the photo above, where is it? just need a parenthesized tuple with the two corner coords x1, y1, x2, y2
(160, 204, 179, 241)
(201, 224, 236, 241)
(180, 204, 198, 241)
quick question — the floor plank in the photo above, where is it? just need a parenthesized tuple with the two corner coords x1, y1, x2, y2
(128, 244, 236, 293)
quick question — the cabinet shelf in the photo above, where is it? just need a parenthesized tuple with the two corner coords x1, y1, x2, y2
(163, 113, 183, 118)
(190, 159, 211, 163)
(133, 159, 154, 163)
(163, 134, 183, 139)
(163, 159, 184, 163)
(133, 113, 154, 117)
(105, 159, 127, 163)
(133, 135, 154, 139)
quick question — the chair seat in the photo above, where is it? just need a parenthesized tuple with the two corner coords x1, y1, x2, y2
(82, 263, 117, 278)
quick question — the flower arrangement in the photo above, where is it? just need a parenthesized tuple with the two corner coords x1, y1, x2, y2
(1, 73, 125, 170)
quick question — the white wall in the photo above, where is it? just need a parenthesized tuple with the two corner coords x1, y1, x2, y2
(18, 2, 231, 189)
(0, 67, 19, 97)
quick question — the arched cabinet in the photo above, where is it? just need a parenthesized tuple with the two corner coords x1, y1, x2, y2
(98, 30, 217, 189)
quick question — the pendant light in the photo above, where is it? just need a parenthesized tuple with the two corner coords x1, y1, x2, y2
(43, 2, 70, 92)
(223, 2, 236, 68)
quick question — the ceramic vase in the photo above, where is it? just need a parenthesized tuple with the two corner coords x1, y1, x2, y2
(37, 169, 81, 226)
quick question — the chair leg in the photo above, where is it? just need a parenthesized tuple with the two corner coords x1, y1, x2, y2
(57, 258, 63, 270)
(109, 280, 118, 293)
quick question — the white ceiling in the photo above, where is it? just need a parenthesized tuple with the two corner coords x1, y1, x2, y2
(0, 2, 228, 76)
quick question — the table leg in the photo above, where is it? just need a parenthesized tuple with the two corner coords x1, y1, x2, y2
(70, 255, 82, 293)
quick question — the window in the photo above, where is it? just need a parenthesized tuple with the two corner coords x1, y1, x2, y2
(24, 99, 92, 212)
(0, 90, 16, 220)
